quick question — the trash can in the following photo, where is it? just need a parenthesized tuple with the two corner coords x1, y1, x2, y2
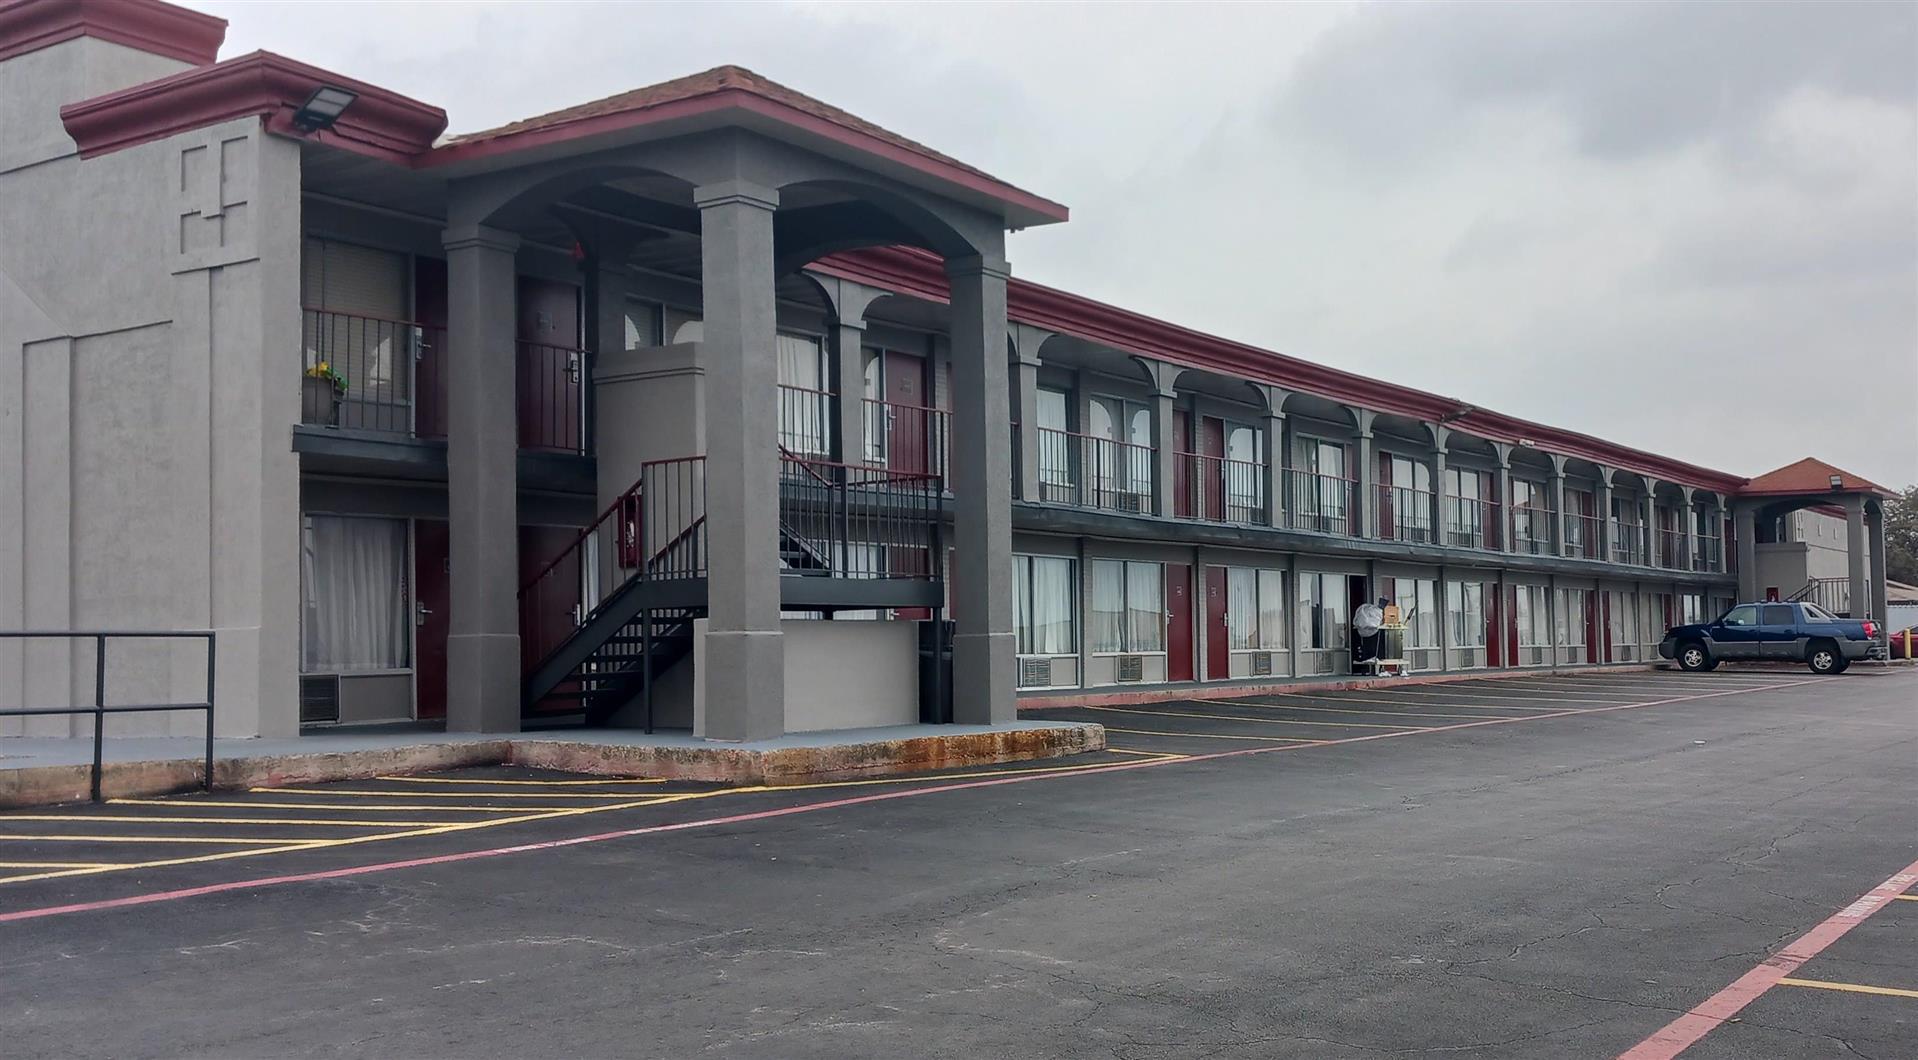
(918, 619, 954, 723)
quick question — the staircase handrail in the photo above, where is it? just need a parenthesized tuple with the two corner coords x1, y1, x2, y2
(519, 455, 707, 596)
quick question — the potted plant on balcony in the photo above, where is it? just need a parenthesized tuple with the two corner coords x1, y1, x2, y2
(302, 362, 347, 426)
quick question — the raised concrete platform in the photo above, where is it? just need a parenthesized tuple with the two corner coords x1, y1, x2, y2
(0, 722, 1105, 809)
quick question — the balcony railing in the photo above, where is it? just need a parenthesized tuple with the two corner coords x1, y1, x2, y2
(1032, 426, 1156, 515)
(777, 384, 835, 458)
(301, 308, 442, 437)
(864, 397, 949, 482)
(1563, 512, 1603, 559)
(1442, 495, 1502, 550)
(1282, 469, 1357, 535)
(1612, 523, 1647, 566)
(1180, 452, 1266, 525)
(516, 339, 588, 453)
(1509, 505, 1553, 556)
(778, 453, 943, 579)
(1372, 484, 1436, 543)
(1654, 528, 1689, 570)
(1693, 535, 1723, 572)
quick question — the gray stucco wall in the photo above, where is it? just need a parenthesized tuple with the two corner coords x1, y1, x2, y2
(1, 37, 302, 738)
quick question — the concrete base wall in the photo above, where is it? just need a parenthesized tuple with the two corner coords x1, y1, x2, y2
(693, 617, 920, 737)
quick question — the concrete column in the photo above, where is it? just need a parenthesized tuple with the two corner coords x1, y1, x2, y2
(695, 180, 784, 741)
(1710, 499, 1727, 572)
(1436, 566, 1452, 671)
(1548, 457, 1569, 557)
(1678, 486, 1696, 572)
(1432, 443, 1449, 546)
(442, 223, 523, 734)
(1640, 479, 1658, 568)
(1352, 408, 1378, 537)
(1869, 503, 1889, 638)
(1734, 504, 1759, 601)
(1261, 411, 1286, 527)
(1844, 493, 1868, 620)
(1009, 324, 1048, 501)
(947, 254, 1016, 724)
(1137, 359, 1180, 518)
(1492, 443, 1513, 552)
(832, 318, 867, 464)
(1595, 467, 1615, 566)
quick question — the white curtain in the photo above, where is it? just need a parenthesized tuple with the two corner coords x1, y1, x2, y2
(1126, 562, 1164, 652)
(302, 516, 408, 672)
(1228, 568, 1258, 650)
(1028, 557, 1073, 656)
(1090, 561, 1125, 652)
(1257, 569, 1285, 650)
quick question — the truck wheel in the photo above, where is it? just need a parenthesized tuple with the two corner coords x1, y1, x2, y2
(1806, 640, 1840, 675)
(1830, 656, 1851, 674)
(1676, 641, 1711, 672)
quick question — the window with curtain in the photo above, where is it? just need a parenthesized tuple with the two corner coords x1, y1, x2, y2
(301, 238, 410, 402)
(1295, 571, 1349, 652)
(777, 332, 829, 454)
(1394, 578, 1438, 649)
(1015, 555, 1076, 656)
(1448, 581, 1486, 647)
(1088, 396, 1151, 495)
(1388, 455, 1434, 537)
(1036, 388, 1072, 487)
(1556, 588, 1588, 647)
(1090, 559, 1163, 653)
(1516, 584, 1551, 646)
(1226, 567, 1286, 651)
(1225, 425, 1264, 512)
(301, 515, 409, 672)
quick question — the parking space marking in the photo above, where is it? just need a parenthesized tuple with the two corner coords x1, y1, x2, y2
(0, 675, 1838, 920)
(1619, 854, 1918, 1059)
(0, 834, 332, 846)
(245, 787, 670, 799)
(1227, 698, 1539, 721)
(373, 775, 669, 787)
(1080, 704, 1427, 730)
(1102, 748, 1190, 758)
(109, 798, 635, 813)
(1775, 977, 1918, 1000)
(1356, 688, 1620, 707)
(0, 815, 485, 828)
(0, 862, 126, 869)
(1104, 727, 1316, 743)
(1895, 895, 1918, 902)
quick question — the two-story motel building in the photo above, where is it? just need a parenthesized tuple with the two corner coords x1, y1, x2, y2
(2, 0, 1895, 742)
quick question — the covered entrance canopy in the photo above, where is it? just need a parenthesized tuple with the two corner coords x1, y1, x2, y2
(1731, 458, 1894, 631)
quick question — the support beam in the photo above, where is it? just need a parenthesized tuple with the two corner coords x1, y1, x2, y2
(1678, 485, 1696, 572)
(816, 277, 886, 468)
(442, 223, 523, 733)
(1352, 408, 1378, 538)
(1734, 504, 1759, 601)
(1492, 442, 1514, 552)
(1869, 502, 1889, 642)
(1251, 384, 1290, 528)
(1009, 324, 1051, 502)
(947, 254, 1016, 724)
(695, 180, 784, 741)
(1135, 358, 1181, 519)
(1595, 466, 1615, 566)
(1845, 493, 1868, 620)
(1547, 454, 1569, 558)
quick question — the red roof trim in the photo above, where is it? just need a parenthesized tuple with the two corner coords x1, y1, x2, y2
(422, 85, 1069, 224)
(58, 49, 447, 163)
(1735, 457, 1892, 499)
(0, 0, 224, 65)
(815, 246, 1748, 493)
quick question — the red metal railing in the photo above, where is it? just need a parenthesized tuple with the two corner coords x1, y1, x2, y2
(1031, 426, 1156, 515)
(301, 308, 443, 436)
(1282, 469, 1358, 535)
(1180, 452, 1266, 524)
(516, 339, 588, 453)
(1372, 483, 1435, 542)
(863, 397, 950, 483)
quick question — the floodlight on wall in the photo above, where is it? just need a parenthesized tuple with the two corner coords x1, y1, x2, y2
(1829, 474, 1844, 490)
(292, 86, 357, 132)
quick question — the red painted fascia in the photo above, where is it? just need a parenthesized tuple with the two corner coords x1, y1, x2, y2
(58, 49, 447, 163)
(815, 246, 1746, 493)
(0, 0, 224, 65)
(422, 87, 1069, 225)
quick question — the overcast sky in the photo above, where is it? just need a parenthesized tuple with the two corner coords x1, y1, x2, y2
(201, 0, 1917, 488)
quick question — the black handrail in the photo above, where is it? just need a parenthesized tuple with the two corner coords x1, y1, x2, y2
(0, 631, 215, 802)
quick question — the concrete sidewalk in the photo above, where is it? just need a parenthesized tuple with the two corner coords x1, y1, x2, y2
(0, 721, 1104, 808)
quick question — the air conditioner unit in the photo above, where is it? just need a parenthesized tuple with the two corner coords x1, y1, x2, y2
(299, 674, 340, 725)
(1019, 657, 1055, 688)
(1249, 653, 1273, 677)
(1116, 655, 1145, 682)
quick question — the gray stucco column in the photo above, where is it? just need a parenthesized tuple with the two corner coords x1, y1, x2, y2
(1734, 504, 1759, 600)
(1249, 384, 1288, 528)
(1352, 408, 1377, 537)
(696, 181, 784, 741)
(1431, 443, 1449, 545)
(1137, 359, 1181, 518)
(1869, 502, 1889, 638)
(442, 223, 523, 733)
(1548, 456, 1569, 556)
(1678, 486, 1696, 572)
(1640, 479, 1658, 567)
(947, 254, 1016, 724)
(1709, 498, 1727, 572)
(1595, 467, 1615, 565)
(1844, 493, 1868, 619)
(832, 317, 867, 464)
(1009, 324, 1049, 501)
(1492, 442, 1514, 551)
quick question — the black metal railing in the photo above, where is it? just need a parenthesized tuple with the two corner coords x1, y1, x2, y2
(1372, 483, 1436, 543)
(1509, 505, 1553, 555)
(301, 308, 441, 436)
(0, 631, 215, 802)
(516, 339, 589, 453)
(1282, 469, 1358, 535)
(778, 452, 943, 579)
(864, 397, 950, 483)
(778, 384, 835, 458)
(1181, 452, 1266, 525)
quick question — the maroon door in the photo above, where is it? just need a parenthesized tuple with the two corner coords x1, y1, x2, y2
(1204, 566, 1230, 680)
(1172, 409, 1193, 519)
(1165, 563, 1194, 683)
(518, 524, 582, 713)
(1200, 417, 1226, 521)
(1485, 582, 1503, 668)
(515, 278, 582, 451)
(413, 258, 448, 440)
(883, 350, 929, 475)
(1482, 470, 1502, 549)
(413, 519, 450, 720)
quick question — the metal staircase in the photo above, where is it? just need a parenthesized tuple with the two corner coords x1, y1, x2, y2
(1788, 577, 1850, 616)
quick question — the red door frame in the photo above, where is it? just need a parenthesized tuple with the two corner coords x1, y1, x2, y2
(1203, 566, 1229, 681)
(412, 519, 450, 720)
(1165, 563, 1194, 683)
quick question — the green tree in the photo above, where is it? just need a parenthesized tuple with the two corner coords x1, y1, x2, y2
(1888, 484, 1918, 586)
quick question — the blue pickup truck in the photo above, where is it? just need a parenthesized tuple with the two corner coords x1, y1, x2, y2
(1659, 601, 1885, 674)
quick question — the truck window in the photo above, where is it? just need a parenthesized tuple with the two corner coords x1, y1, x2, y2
(1723, 605, 1758, 627)
(1760, 604, 1794, 625)
(1802, 603, 1838, 622)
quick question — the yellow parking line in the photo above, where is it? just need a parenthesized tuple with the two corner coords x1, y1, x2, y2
(245, 788, 667, 799)
(375, 775, 667, 787)
(1080, 705, 1422, 730)
(110, 799, 634, 813)
(1102, 747, 1188, 759)
(1893, 895, 1918, 902)
(1105, 727, 1316, 743)
(1, 815, 489, 828)
(0, 834, 333, 846)
(1777, 976, 1918, 1000)
(0, 861, 126, 869)
(1228, 699, 1529, 721)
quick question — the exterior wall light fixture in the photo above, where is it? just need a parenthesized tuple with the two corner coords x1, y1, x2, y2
(293, 86, 358, 132)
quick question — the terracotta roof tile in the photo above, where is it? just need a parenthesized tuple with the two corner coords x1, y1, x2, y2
(1740, 457, 1889, 496)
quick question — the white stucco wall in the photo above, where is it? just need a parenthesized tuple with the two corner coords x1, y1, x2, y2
(1, 36, 302, 738)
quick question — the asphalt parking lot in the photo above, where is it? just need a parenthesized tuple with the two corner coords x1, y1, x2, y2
(2, 667, 1914, 1058)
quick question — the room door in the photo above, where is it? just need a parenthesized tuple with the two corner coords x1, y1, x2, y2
(518, 524, 582, 713)
(515, 278, 582, 451)
(1199, 417, 1226, 522)
(412, 519, 450, 720)
(883, 350, 930, 475)
(1204, 566, 1230, 680)
(413, 258, 448, 440)
(1165, 563, 1194, 683)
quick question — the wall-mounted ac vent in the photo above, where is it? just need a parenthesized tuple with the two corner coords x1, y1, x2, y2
(1250, 652, 1274, 677)
(1019, 657, 1055, 688)
(1116, 655, 1145, 682)
(300, 674, 341, 725)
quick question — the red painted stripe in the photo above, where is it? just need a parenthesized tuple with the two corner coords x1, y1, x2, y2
(0, 677, 1821, 925)
(1618, 858, 1918, 1060)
